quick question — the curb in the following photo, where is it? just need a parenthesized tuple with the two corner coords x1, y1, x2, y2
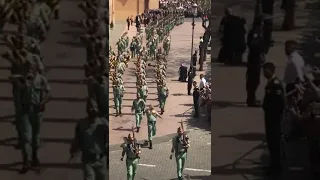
(109, 131, 190, 151)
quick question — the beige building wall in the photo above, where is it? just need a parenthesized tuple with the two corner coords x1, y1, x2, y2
(111, 0, 160, 22)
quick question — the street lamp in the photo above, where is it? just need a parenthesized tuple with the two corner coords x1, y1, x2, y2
(190, 3, 198, 68)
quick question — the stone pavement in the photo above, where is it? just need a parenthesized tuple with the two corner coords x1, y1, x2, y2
(211, 1, 319, 180)
(109, 18, 211, 146)
(109, 128, 211, 180)
(109, 20, 126, 48)
(0, 1, 91, 179)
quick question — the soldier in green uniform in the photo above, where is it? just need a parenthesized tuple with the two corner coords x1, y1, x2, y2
(158, 82, 169, 114)
(113, 81, 125, 116)
(131, 94, 145, 133)
(120, 134, 141, 180)
(70, 99, 108, 180)
(19, 69, 51, 173)
(170, 127, 190, 180)
(145, 105, 162, 149)
(137, 81, 148, 103)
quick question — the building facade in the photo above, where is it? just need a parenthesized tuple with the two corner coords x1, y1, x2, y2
(109, 0, 159, 23)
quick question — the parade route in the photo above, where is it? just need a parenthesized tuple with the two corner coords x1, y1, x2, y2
(109, 18, 211, 145)
(109, 128, 211, 179)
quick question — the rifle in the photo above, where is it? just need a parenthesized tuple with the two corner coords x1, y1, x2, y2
(179, 120, 188, 146)
(132, 123, 140, 158)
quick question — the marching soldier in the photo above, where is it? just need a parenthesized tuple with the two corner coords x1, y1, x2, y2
(137, 81, 148, 104)
(113, 81, 125, 116)
(158, 81, 169, 114)
(170, 126, 190, 180)
(70, 99, 108, 180)
(121, 134, 141, 180)
(145, 105, 162, 149)
(132, 94, 146, 133)
(19, 68, 51, 173)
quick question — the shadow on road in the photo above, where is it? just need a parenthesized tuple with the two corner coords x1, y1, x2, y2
(0, 116, 80, 124)
(219, 132, 265, 142)
(0, 162, 81, 172)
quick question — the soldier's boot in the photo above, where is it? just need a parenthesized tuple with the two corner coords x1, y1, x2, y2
(119, 108, 122, 116)
(54, 10, 60, 20)
(32, 149, 40, 166)
(137, 127, 140, 133)
(160, 108, 164, 115)
(149, 140, 153, 149)
(20, 157, 31, 174)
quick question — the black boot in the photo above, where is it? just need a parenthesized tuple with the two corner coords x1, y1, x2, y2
(137, 127, 140, 133)
(160, 108, 164, 115)
(32, 149, 40, 166)
(149, 141, 152, 149)
(20, 160, 31, 174)
(54, 10, 60, 19)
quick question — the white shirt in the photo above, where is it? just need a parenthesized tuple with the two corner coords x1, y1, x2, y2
(283, 51, 305, 84)
(200, 78, 206, 89)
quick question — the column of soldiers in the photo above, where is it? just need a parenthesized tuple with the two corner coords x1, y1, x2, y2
(117, 10, 191, 180)
(0, 0, 61, 173)
(69, 0, 109, 180)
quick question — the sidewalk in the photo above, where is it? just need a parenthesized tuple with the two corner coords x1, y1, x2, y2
(109, 19, 210, 146)
(109, 20, 126, 48)
(211, 1, 316, 180)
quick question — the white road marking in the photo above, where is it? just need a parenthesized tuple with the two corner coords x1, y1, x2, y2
(138, 164, 156, 167)
(185, 168, 211, 173)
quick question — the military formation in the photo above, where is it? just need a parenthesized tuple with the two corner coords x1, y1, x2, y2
(0, 0, 108, 179)
(69, 0, 109, 180)
(109, 10, 192, 180)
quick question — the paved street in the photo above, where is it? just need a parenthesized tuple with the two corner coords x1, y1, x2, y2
(109, 14, 211, 180)
(211, 1, 320, 180)
(109, 18, 211, 145)
(0, 1, 96, 179)
(109, 128, 211, 180)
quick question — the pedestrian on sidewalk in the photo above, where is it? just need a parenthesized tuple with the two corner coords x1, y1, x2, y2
(193, 81, 200, 117)
(262, 62, 285, 177)
(126, 16, 130, 30)
(130, 15, 134, 25)
(187, 67, 195, 95)
(246, 17, 264, 107)
(283, 40, 305, 93)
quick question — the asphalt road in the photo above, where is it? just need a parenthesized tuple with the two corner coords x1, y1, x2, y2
(109, 128, 211, 180)
(0, 1, 100, 179)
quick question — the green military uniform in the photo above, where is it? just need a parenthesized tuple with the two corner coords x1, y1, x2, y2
(121, 141, 140, 180)
(172, 134, 190, 180)
(70, 114, 108, 180)
(113, 84, 125, 116)
(145, 108, 161, 149)
(158, 85, 168, 114)
(19, 73, 51, 166)
(131, 98, 145, 131)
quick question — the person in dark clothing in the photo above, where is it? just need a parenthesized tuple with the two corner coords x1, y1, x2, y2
(178, 64, 188, 82)
(219, 8, 246, 65)
(246, 17, 265, 106)
(192, 81, 200, 118)
(262, 0, 275, 54)
(192, 51, 197, 67)
(135, 15, 141, 31)
(262, 62, 285, 177)
(187, 69, 194, 95)
(126, 17, 130, 30)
